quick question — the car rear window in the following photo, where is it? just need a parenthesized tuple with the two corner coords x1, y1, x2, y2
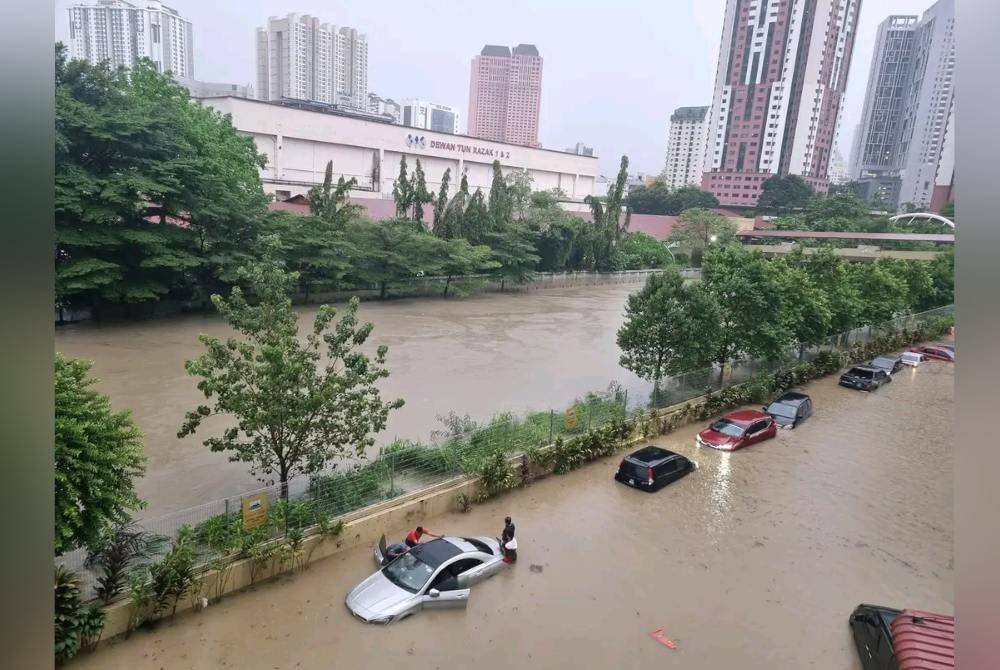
(621, 459, 651, 479)
(766, 402, 797, 419)
(872, 357, 893, 367)
(462, 537, 493, 555)
(848, 368, 874, 379)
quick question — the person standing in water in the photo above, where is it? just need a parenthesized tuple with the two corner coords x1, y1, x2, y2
(500, 516, 517, 563)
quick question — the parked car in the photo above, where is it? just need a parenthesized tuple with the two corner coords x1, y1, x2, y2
(696, 410, 777, 451)
(762, 391, 813, 428)
(911, 345, 955, 362)
(870, 355, 903, 375)
(346, 535, 507, 624)
(849, 603, 954, 670)
(839, 366, 892, 391)
(933, 342, 955, 352)
(614, 446, 696, 492)
(900, 351, 924, 367)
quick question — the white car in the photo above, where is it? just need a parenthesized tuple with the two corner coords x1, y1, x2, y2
(345, 534, 508, 624)
(900, 351, 924, 367)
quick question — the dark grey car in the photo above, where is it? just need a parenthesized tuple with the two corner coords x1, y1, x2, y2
(763, 390, 813, 428)
(870, 355, 903, 376)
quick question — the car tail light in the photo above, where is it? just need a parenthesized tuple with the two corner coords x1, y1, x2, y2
(647, 466, 654, 483)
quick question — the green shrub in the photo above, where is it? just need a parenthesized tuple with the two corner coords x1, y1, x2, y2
(55, 566, 105, 663)
(474, 448, 516, 500)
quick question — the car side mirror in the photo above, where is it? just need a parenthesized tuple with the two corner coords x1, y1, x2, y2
(428, 588, 440, 598)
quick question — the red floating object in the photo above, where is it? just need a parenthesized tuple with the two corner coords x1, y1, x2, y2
(649, 628, 678, 650)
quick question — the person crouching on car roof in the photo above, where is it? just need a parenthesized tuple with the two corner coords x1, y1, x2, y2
(384, 541, 409, 564)
(404, 526, 441, 547)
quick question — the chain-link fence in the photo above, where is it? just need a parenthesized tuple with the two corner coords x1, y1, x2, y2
(57, 304, 953, 600)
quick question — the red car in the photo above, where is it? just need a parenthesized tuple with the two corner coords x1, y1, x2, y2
(696, 409, 777, 451)
(910, 345, 954, 362)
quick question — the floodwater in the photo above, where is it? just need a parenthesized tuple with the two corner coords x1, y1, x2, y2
(71, 357, 953, 670)
(55, 285, 650, 517)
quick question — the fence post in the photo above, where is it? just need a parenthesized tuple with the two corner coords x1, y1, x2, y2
(224, 498, 230, 546)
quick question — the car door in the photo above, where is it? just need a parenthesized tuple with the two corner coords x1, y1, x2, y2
(458, 556, 505, 586)
(746, 420, 769, 445)
(656, 458, 680, 486)
(876, 370, 890, 386)
(422, 561, 471, 609)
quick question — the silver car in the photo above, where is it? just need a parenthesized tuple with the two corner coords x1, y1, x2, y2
(345, 534, 508, 624)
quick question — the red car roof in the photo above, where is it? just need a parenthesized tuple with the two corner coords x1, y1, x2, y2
(724, 409, 768, 425)
(891, 609, 954, 670)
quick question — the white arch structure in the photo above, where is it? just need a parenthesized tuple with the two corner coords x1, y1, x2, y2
(888, 212, 955, 229)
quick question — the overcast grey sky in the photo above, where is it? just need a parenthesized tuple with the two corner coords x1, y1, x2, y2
(55, 0, 930, 176)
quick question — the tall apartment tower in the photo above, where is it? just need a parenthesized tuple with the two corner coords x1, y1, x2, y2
(255, 14, 368, 110)
(850, 0, 955, 211)
(67, 0, 193, 77)
(702, 0, 861, 206)
(402, 100, 460, 135)
(662, 106, 709, 189)
(468, 44, 543, 147)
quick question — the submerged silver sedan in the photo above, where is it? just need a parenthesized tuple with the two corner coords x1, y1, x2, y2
(345, 534, 508, 624)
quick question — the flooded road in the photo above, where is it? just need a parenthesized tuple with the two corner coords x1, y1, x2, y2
(56, 286, 649, 517)
(72, 356, 953, 670)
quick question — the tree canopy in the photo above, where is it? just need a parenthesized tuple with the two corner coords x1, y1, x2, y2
(757, 174, 814, 213)
(627, 181, 719, 215)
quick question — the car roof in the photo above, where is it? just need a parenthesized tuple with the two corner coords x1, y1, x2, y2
(724, 409, 768, 424)
(848, 365, 878, 372)
(773, 390, 809, 404)
(872, 355, 899, 362)
(410, 538, 464, 567)
(627, 446, 678, 464)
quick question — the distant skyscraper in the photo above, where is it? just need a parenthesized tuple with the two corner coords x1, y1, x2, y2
(67, 0, 193, 77)
(702, 0, 861, 206)
(468, 44, 543, 147)
(255, 14, 368, 110)
(368, 93, 401, 123)
(402, 100, 460, 134)
(827, 146, 849, 185)
(851, 0, 955, 211)
(662, 106, 709, 189)
(566, 142, 594, 156)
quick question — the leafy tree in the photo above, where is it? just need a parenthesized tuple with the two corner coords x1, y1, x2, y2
(615, 231, 674, 269)
(790, 247, 863, 335)
(439, 239, 499, 297)
(627, 182, 719, 215)
(392, 156, 413, 219)
(55, 353, 146, 554)
(462, 189, 492, 245)
(584, 155, 630, 270)
(307, 160, 361, 227)
(617, 271, 720, 381)
(410, 158, 434, 224)
(485, 223, 540, 290)
(432, 168, 451, 227)
(179, 263, 404, 498)
(882, 258, 934, 312)
(939, 200, 955, 222)
(668, 207, 737, 266)
(346, 219, 448, 298)
(487, 160, 513, 228)
(757, 174, 814, 213)
(267, 212, 355, 302)
(924, 251, 955, 310)
(701, 246, 789, 380)
(505, 170, 534, 219)
(849, 259, 909, 325)
(770, 258, 832, 356)
(436, 172, 469, 239)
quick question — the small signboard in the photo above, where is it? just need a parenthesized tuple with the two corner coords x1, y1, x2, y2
(564, 406, 578, 430)
(242, 494, 269, 529)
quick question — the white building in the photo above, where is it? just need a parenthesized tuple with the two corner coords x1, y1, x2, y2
(255, 14, 368, 110)
(662, 106, 708, 189)
(827, 146, 850, 185)
(367, 93, 401, 124)
(176, 77, 252, 100)
(200, 96, 597, 203)
(67, 0, 193, 77)
(565, 142, 594, 156)
(402, 100, 460, 135)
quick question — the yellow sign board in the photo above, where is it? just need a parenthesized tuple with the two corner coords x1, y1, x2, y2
(242, 494, 269, 529)
(564, 406, 578, 430)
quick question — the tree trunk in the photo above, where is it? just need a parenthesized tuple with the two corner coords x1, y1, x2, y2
(443, 275, 452, 297)
(718, 357, 727, 386)
(303, 280, 311, 305)
(798, 342, 806, 360)
(379, 281, 387, 299)
(500, 278, 506, 291)
(280, 467, 290, 501)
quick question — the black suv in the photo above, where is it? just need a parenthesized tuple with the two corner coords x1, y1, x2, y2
(762, 390, 813, 428)
(839, 366, 891, 391)
(614, 446, 695, 492)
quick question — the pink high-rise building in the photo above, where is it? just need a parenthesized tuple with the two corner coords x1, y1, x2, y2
(468, 44, 543, 148)
(702, 0, 861, 206)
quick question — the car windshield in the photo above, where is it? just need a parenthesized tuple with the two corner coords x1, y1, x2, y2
(381, 552, 435, 593)
(765, 402, 797, 419)
(848, 368, 874, 379)
(709, 419, 745, 437)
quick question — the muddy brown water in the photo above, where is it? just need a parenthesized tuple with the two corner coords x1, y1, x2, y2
(70, 359, 953, 670)
(56, 286, 650, 517)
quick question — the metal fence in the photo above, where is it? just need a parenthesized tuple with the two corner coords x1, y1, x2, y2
(56, 304, 953, 600)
